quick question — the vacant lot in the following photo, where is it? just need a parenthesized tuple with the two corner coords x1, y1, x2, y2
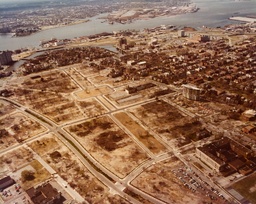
(64, 66, 92, 89)
(0, 100, 16, 116)
(114, 112, 166, 154)
(22, 70, 79, 93)
(66, 116, 149, 178)
(28, 134, 110, 203)
(19, 160, 51, 190)
(11, 88, 84, 124)
(130, 100, 208, 146)
(0, 147, 33, 176)
(0, 112, 46, 150)
(132, 158, 210, 204)
(75, 85, 113, 99)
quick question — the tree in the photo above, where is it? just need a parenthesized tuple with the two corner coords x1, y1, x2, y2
(21, 170, 35, 182)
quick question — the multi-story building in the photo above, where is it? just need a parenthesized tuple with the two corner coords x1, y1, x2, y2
(0, 51, 13, 65)
(182, 84, 201, 101)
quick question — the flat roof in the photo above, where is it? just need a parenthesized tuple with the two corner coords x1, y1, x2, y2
(182, 84, 201, 90)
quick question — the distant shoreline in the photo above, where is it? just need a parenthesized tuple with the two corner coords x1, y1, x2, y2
(40, 19, 90, 32)
(1, 19, 90, 38)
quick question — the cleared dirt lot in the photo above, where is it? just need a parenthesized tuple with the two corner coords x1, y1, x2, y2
(28, 133, 128, 203)
(0, 112, 46, 150)
(66, 116, 149, 178)
(0, 147, 33, 177)
(75, 85, 113, 99)
(131, 157, 215, 204)
(8, 69, 108, 125)
(10, 88, 84, 124)
(114, 112, 166, 154)
(129, 100, 208, 146)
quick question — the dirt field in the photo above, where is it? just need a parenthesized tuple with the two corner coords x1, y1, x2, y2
(0, 100, 16, 116)
(21, 70, 79, 93)
(28, 134, 126, 203)
(75, 85, 113, 99)
(0, 112, 46, 150)
(131, 158, 214, 204)
(0, 147, 33, 177)
(66, 116, 149, 178)
(64, 66, 92, 88)
(10, 88, 84, 124)
(89, 75, 130, 88)
(9, 69, 111, 124)
(114, 112, 166, 154)
(77, 98, 107, 117)
(129, 100, 208, 146)
(95, 194, 131, 204)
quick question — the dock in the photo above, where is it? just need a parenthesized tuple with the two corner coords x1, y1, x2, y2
(229, 16, 256, 23)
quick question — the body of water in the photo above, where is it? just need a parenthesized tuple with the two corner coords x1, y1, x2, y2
(1, 0, 256, 51)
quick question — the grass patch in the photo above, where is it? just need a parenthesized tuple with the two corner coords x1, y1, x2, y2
(232, 172, 256, 204)
(21, 160, 51, 190)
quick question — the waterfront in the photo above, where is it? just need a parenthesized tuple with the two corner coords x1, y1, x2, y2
(1, 0, 256, 51)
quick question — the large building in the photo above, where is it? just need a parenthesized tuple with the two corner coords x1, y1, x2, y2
(26, 183, 61, 204)
(0, 51, 13, 65)
(0, 176, 16, 191)
(182, 84, 201, 101)
(196, 137, 256, 175)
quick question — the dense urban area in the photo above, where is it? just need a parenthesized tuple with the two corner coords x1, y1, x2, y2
(1, 1, 256, 204)
(0, 0, 195, 36)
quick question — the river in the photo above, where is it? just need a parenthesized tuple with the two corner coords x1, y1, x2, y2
(1, 0, 256, 51)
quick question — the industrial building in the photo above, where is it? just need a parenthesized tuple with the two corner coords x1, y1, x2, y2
(182, 84, 201, 101)
(0, 176, 15, 191)
(178, 30, 185, 37)
(26, 183, 62, 204)
(0, 51, 13, 65)
(196, 137, 256, 176)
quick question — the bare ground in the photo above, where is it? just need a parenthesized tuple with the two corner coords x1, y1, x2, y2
(66, 116, 149, 178)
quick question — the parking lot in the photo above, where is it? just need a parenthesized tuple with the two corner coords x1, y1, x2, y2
(171, 165, 230, 204)
(1, 183, 31, 204)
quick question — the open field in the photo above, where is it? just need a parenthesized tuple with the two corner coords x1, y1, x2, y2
(66, 116, 149, 178)
(131, 158, 199, 204)
(130, 100, 209, 146)
(0, 147, 33, 177)
(64, 66, 92, 89)
(19, 160, 51, 190)
(131, 157, 226, 204)
(77, 98, 107, 117)
(75, 85, 113, 99)
(28, 134, 113, 203)
(0, 100, 16, 116)
(114, 112, 166, 154)
(232, 172, 256, 204)
(21, 70, 79, 93)
(11, 88, 84, 124)
(0, 112, 46, 150)
(88, 75, 129, 88)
